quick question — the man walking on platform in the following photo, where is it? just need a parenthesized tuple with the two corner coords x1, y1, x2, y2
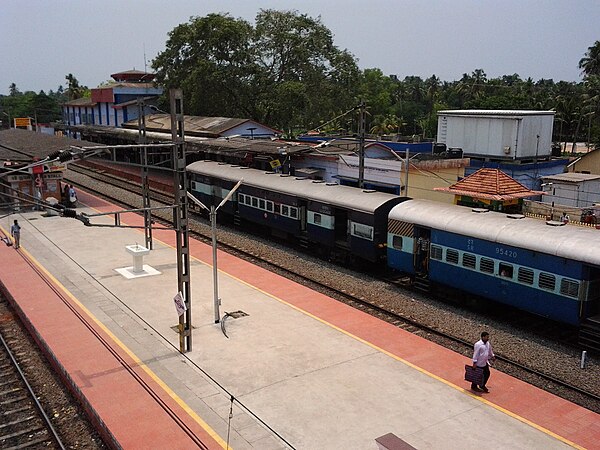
(472, 331, 495, 392)
(10, 219, 21, 249)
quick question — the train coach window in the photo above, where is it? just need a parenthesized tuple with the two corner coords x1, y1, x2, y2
(267, 201, 273, 212)
(274, 204, 280, 214)
(351, 223, 374, 240)
(314, 213, 322, 225)
(252, 198, 258, 208)
(282, 205, 289, 216)
(539, 273, 556, 291)
(392, 235, 402, 250)
(290, 207, 298, 218)
(560, 279, 579, 298)
(259, 199, 266, 210)
(517, 268, 534, 285)
(499, 263, 513, 278)
(446, 249, 459, 264)
(480, 258, 494, 274)
(238, 193, 245, 204)
(430, 245, 442, 260)
(462, 253, 476, 269)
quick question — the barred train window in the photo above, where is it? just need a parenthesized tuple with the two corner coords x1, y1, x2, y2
(314, 213, 322, 225)
(446, 249, 459, 264)
(430, 245, 442, 260)
(480, 258, 494, 274)
(259, 199, 265, 210)
(462, 253, 476, 269)
(539, 273, 556, 291)
(517, 268, 534, 285)
(560, 279, 579, 298)
(282, 205, 289, 216)
(290, 207, 298, 219)
(238, 193, 245, 203)
(392, 235, 402, 250)
(274, 204, 280, 214)
(267, 201, 273, 212)
(252, 198, 258, 208)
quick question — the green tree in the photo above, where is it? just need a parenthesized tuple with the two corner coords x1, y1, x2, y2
(579, 41, 600, 78)
(65, 73, 88, 100)
(152, 10, 360, 133)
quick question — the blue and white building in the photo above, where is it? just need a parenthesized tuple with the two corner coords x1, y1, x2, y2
(62, 70, 162, 128)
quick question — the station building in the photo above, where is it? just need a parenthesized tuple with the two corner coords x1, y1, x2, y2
(62, 70, 162, 129)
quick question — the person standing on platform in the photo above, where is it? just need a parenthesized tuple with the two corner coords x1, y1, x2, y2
(68, 185, 77, 208)
(10, 219, 21, 249)
(472, 331, 495, 392)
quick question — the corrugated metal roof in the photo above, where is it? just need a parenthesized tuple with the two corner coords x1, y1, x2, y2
(64, 97, 97, 106)
(438, 110, 555, 116)
(0, 128, 101, 160)
(542, 172, 600, 182)
(434, 168, 543, 200)
(122, 114, 269, 137)
(389, 199, 600, 266)
(187, 161, 402, 213)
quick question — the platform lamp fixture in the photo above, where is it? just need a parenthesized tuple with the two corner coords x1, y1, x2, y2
(186, 179, 243, 324)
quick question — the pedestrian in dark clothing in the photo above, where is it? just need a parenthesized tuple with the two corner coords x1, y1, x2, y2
(471, 331, 495, 392)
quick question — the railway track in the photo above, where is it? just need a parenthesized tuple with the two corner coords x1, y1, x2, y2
(64, 162, 600, 412)
(0, 298, 66, 450)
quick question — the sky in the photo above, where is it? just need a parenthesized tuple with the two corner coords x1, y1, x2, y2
(1, 0, 599, 95)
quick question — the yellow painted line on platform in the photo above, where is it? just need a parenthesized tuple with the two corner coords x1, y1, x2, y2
(17, 243, 229, 450)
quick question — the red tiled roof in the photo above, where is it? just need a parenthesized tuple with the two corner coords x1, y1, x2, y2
(434, 168, 544, 200)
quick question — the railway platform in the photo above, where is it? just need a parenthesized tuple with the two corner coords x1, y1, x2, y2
(0, 189, 598, 449)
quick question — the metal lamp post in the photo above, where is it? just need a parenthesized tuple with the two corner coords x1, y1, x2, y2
(187, 179, 242, 323)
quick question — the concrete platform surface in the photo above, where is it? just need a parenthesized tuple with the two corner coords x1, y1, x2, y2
(0, 190, 597, 450)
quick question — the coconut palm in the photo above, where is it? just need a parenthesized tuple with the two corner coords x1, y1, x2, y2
(579, 41, 600, 78)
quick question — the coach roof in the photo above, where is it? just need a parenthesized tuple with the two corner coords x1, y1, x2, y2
(187, 161, 403, 213)
(389, 199, 600, 266)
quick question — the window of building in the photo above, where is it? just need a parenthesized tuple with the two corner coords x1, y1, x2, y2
(446, 249, 459, 264)
(560, 279, 579, 298)
(462, 253, 476, 269)
(480, 258, 494, 274)
(517, 268, 534, 285)
(430, 245, 443, 260)
(539, 273, 556, 291)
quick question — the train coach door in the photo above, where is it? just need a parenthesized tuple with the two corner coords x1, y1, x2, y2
(414, 228, 431, 276)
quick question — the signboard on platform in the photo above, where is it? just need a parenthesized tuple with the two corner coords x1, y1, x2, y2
(14, 117, 31, 128)
(173, 292, 187, 316)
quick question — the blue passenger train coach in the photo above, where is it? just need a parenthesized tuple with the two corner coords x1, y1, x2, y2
(186, 161, 600, 327)
(187, 161, 406, 263)
(387, 200, 600, 325)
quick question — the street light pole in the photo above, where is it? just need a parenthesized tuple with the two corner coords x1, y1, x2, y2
(210, 205, 219, 322)
(187, 179, 242, 323)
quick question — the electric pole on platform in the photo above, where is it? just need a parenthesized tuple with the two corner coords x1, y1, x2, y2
(170, 89, 192, 353)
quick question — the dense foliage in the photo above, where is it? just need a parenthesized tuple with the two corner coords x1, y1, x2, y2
(0, 74, 88, 127)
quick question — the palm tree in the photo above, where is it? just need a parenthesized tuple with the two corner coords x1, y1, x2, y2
(579, 41, 600, 78)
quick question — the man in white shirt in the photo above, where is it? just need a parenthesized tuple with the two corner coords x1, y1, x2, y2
(472, 331, 495, 392)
